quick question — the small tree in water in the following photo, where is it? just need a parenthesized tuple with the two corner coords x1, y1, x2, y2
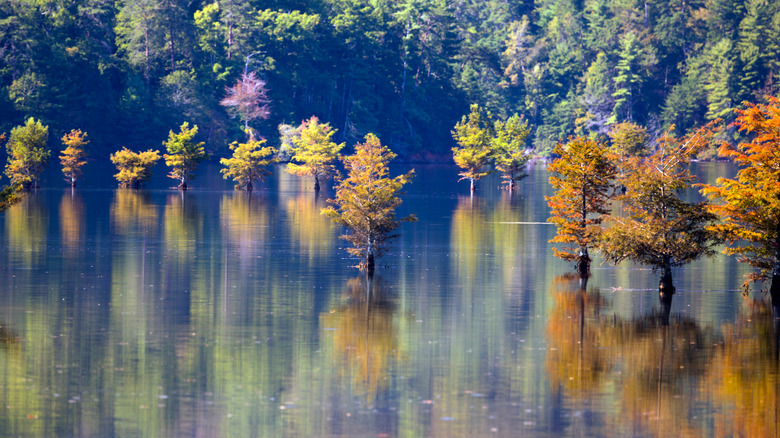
(452, 104, 493, 192)
(5, 118, 50, 190)
(287, 116, 344, 192)
(546, 137, 618, 277)
(60, 129, 88, 187)
(600, 126, 720, 294)
(492, 113, 531, 191)
(163, 122, 207, 190)
(322, 133, 416, 276)
(220, 137, 277, 191)
(700, 97, 780, 303)
(111, 148, 161, 189)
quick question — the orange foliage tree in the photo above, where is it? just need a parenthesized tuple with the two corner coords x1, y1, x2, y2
(601, 126, 719, 293)
(700, 97, 780, 301)
(59, 129, 88, 187)
(546, 137, 617, 277)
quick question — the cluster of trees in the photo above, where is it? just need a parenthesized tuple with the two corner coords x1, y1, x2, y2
(3, 0, 780, 159)
(546, 98, 780, 307)
(1, 115, 414, 276)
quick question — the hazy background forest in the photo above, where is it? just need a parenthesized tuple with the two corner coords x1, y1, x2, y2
(2, 0, 779, 160)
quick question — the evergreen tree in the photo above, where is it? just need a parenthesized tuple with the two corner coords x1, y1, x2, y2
(611, 32, 644, 123)
(492, 114, 530, 191)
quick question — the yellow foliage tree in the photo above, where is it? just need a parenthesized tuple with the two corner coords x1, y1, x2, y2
(59, 129, 88, 187)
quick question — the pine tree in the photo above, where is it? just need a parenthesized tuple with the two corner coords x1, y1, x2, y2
(60, 129, 88, 187)
(322, 133, 415, 276)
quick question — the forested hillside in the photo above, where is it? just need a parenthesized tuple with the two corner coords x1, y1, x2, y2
(2, 0, 779, 159)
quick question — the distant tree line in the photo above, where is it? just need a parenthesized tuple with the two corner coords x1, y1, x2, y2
(2, 0, 780, 159)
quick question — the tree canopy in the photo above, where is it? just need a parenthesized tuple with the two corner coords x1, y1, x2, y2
(60, 129, 89, 187)
(700, 97, 780, 299)
(287, 117, 344, 191)
(111, 147, 162, 189)
(547, 137, 617, 277)
(4, 0, 779, 158)
(4, 118, 50, 189)
(322, 133, 415, 275)
(601, 127, 720, 292)
(220, 138, 277, 191)
(163, 122, 207, 190)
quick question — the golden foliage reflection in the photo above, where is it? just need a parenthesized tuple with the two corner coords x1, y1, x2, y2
(320, 277, 402, 402)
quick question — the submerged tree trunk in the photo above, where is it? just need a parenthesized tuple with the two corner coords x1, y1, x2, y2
(659, 288, 673, 326)
(366, 252, 375, 278)
(577, 247, 591, 279)
(314, 176, 321, 192)
(772, 222, 780, 308)
(179, 178, 188, 190)
(659, 262, 675, 295)
(246, 180, 253, 192)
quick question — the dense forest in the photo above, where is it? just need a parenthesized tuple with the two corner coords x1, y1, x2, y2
(2, 0, 779, 160)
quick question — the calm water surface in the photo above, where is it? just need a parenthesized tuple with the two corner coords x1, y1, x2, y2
(0, 162, 774, 437)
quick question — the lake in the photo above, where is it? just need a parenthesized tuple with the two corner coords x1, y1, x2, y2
(0, 161, 773, 437)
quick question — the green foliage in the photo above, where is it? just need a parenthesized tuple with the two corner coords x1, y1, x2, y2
(608, 122, 649, 157)
(163, 122, 207, 190)
(322, 133, 415, 274)
(110, 147, 161, 189)
(5, 118, 50, 189)
(452, 104, 493, 191)
(492, 114, 530, 190)
(287, 117, 344, 191)
(546, 137, 617, 276)
(1, 0, 780, 158)
(220, 138, 277, 191)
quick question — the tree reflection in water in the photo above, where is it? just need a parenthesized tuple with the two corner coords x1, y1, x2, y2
(546, 274, 715, 436)
(321, 277, 403, 403)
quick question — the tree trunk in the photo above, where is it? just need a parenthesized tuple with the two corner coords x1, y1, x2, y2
(659, 263, 675, 294)
(771, 223, 780, 308)
(246, 180, 253, 192)
(577, 247, 590, 279)
(366, 252, 375, 278)
(70, 177, 76, 188)
(659, 288, 673, 326)
(314, 176, 320, 192)
(179, 178, 188, 190)
(509, 179, 515, 191)
(470, 178, 475, 192)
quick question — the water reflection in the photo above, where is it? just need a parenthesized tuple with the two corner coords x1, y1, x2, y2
(283, 194, 335, 260)
(0, 163, 775, 437)
(321, 277, 401, 402)
(546, 274, 715, 436)
(5, 194, 47, 265)
(59, 189, 84, 253)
